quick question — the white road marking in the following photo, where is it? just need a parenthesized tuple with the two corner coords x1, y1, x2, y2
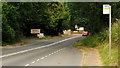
(54, 52, 56, 53)
(25, 64, 30, 66)
(56, 50, 59, 52)
(24, 48, 66, 66)
(41, 57, 44, 59)
(45, 56, 47, 57)
(0, 35, 81, 58)
(37, 59, 39, 61)
(51, 53, 54, 54)
(32, 61, 35, 63)
(48, 54, 51, 56)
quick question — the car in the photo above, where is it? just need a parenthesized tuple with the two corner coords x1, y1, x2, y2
(82, 31, 89, 36)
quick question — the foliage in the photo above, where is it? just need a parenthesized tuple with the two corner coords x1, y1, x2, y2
(98, 44, 118, 66)
(2, 2, 20, 43)
(77, 36, 97, 47)
(47, 2, 70, 35)
(2, 2, 70, 44)
(2, 2, 120, 45)
(74, 21, 119, 66)
(68, 2, 120, 34)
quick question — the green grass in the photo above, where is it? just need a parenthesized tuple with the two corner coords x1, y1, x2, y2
(73, 21, 119, 66)
(27, 34, 68, 40)
(74, 36, 118, 66)
(2, 41, 19, 46)
(27, 36, 52, 40)
(98, 42, 118, 66)
(20, 42, 27, 46)
(74, 36, 97, 48)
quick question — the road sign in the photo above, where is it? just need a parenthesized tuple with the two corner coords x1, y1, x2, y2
(75, 25, 78, 29)
(103, 4, 110, 14)
(103, 4, 112, 57)
(31, 29, 40, 34)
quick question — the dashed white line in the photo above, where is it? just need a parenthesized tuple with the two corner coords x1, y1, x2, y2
(25, 64, 30, 66)
(24, 48, 66, 66)
(37, 59, 40, 61)
(32, 61, 35, 63)
(45, 56, 47, 57)
(48, 54, 51, 56)
(51, 53, 54, 54)
(54, 52, 56, 53)
(41, 57, 45, 59)
(56, 50, 59, 52)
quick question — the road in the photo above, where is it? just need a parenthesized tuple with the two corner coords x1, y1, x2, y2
(1, 34, 84, 66)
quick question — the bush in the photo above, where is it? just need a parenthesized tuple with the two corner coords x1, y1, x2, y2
(2, 24, 16, 43)
(112, 21, 119, 45)
(80, 36, 97, 47)
(96, 30, 108, 42)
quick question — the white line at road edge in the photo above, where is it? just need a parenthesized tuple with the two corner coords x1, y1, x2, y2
(0, 35, 81, 58)
(25, 64, 29, 66)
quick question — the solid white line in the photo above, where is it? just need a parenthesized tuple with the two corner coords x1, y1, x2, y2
(0, 35, 81, 58)
(25, 64, 30, 66)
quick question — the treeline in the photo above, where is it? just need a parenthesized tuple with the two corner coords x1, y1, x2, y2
(2, 2, 120, 44)
(68, 2, 120, 34)
(2, 2, 70, 44)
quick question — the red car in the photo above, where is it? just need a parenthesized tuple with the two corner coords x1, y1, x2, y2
(82, 31, 89, 36)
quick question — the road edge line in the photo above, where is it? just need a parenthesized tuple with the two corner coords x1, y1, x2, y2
(0, 35, 81, 58)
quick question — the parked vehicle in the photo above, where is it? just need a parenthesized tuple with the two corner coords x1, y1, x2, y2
(82, 31, 89, 36)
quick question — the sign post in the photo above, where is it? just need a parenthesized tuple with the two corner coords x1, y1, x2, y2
(103, 4, 111, 57)
(31, 29, 40, 34)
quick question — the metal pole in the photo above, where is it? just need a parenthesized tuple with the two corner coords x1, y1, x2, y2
(109, 5, 111, 57)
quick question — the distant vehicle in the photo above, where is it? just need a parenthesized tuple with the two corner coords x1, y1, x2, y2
(82, 31, 89, 36)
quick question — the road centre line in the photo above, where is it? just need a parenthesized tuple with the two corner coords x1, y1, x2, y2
(24, 48, 65, 66)
(37, 59, 39, 61)
(32, 61, 35, 63)
(0, 35, 81, 58)
(41, 57, 44, 59)
(48, 54, 51, 56)
(45, 56, 47, 57)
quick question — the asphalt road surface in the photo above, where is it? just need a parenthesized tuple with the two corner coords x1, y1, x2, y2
(1, 34, 84, 66)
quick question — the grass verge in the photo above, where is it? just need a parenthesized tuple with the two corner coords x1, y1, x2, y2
(98, 42, 118, 66)
(73, 36, 118, 66)
(73, 21, 119, 66)
(2, 34, 69, 46)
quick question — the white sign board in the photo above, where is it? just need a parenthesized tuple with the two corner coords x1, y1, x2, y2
(31, 29, 40, 34)
(75, 25, 78, 29)
(79, 27, 84, 30)
(103, 4, 110, 14)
